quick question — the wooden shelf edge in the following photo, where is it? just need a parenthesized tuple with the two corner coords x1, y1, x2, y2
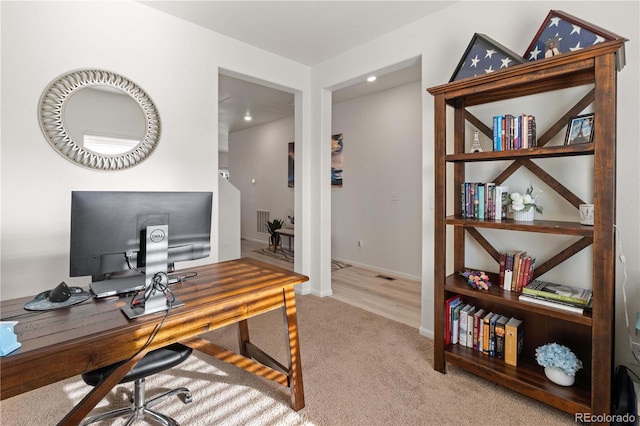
(445, 346, 591, 414)
(445, 143, 594, 162)
(445, 216, 594, 237)
(445, 274, 593, 326)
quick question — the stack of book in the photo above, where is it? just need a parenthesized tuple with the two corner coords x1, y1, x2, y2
(460, 182, 509, 220)
(493, 113, 537, 151)
(446, 295, 524, 366)
(499, 250, 535, 292)
(519, 279, 593, 314)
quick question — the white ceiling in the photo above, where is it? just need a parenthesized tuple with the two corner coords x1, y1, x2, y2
(139, 1, 453, 149)
(141, 1, 453, 66)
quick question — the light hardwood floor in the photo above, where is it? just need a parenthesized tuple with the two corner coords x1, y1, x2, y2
(241, 239, 421, 329)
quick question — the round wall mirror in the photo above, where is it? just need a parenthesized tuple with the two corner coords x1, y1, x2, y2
(39, 69, 160, 170)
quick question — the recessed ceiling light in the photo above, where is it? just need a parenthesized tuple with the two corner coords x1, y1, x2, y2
(366, 75, 377, 82)
(244, 114, 252, 121)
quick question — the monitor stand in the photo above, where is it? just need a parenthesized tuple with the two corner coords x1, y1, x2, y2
(121, 224, 183, 319)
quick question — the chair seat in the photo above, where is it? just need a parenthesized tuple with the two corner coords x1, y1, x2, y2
(82, 343, 193, 386)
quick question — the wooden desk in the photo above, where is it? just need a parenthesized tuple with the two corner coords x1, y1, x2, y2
(0, 258, 308, 425)
(276, 228, 294, 252)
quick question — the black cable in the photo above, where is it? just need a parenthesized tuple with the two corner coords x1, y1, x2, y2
(168, 271, 198, 285)
(97, 271, 175, 385)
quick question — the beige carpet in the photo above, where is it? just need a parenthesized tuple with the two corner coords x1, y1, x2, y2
(0, 295, 574, 425)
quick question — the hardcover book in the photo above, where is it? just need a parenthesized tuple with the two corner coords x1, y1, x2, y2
(505, 317, 524, 366)
(495, 315, 509, 359)
(482, 312, 495, 354)
(498, 252, 507, 289)
(489, 313, 499, 357)
(466, 306, 476, 348)
(519, 294, 590, 314)
(522, 280, 592, 306)
(452, 302, 466, 345)
(472, 308, 486, 351)
(445, 295, 462, 345)
(458, 304, 473, 346)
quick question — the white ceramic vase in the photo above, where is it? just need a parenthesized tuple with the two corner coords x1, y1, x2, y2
(544, 366, 575, 386)
(512, 208, 534, 222)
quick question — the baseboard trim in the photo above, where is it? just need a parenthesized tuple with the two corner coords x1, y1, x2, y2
(331, 256, 420, 282)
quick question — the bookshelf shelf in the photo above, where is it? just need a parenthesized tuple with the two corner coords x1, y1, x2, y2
(445, 143, 594, 163)
(428, 39, 625, 418)
(445, 345, 592, 414)
(445, 216, 594, 237)
(445, 273, 593, 326)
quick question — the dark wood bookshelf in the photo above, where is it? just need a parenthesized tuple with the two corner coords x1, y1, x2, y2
(428, 39, 626, 419)
(446, 344, 592, 414)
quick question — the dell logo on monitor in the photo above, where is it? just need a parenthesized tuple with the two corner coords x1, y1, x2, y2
(149, 229, 166, 243)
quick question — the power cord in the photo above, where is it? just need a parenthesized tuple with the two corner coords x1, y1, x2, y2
(614, 224, 639, 363)
(124, 251, 142, 274)
(168, 271, 198, 285)
(129, 271, 176, 310)
(98, 271, 175, 387)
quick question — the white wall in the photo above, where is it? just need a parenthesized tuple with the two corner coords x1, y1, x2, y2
(310, 1, 639, 369)
(0, 1, 311, 299)
(332, 81, 422, 280)
(229, 116, 295, 243)
(217, 176, 241, 262)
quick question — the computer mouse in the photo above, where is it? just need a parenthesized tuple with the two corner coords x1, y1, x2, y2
(35, 290, 51, 300)
(48, 282, 71, 302)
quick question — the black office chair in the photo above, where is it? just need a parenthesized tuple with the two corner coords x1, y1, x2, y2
(81, 343, 193, 426)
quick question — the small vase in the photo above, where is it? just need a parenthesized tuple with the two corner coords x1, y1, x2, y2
(512, 208, 534, 222)
(544, 366, 575, 386)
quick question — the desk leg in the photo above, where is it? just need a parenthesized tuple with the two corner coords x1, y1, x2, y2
(57, 352, 146, 426)
(237, 319, 250, 357)
(283, 286, 305, 410)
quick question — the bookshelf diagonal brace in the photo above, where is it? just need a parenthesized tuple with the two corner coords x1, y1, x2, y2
(521, 159, 586, 208)
(466, 227, 500, 262)
(532, 237, 593, 279)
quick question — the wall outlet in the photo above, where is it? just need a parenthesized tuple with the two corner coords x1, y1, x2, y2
(631, 342, 640, 366)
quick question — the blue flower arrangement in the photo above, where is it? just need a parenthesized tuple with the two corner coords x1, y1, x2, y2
(535, 343, 583, 376)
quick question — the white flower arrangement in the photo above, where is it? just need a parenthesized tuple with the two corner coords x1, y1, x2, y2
(535, 343, 583, 376)
(509, 184, 543, 214)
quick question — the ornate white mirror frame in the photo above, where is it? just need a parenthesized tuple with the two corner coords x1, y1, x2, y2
(38, 69, 160, 170)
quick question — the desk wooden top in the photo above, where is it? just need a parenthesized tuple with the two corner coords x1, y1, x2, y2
(0, 258, 308, 400)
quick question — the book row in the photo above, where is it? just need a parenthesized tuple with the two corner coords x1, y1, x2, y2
(499, 250, 535, 293)
(461, 182, 509, 220)
(493, 114, 537, 151)
(446, 295, 524, 366)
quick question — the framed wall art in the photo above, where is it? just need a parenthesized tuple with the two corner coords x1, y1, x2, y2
(564, 113, 594, 145)
(524, 10, 624, 63)
(450, 33, 525, 82)
(288, 142, 294, 187)
(331, 134, 343, 187)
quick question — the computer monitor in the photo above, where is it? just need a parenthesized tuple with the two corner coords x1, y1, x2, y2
(70, 191, 212, 317)
(70, 191, 213, 280)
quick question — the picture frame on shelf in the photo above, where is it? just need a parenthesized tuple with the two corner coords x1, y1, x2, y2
(524, 10, 624, 63)
(449, 33, 525, 82)
(565, 113, 594, 145)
